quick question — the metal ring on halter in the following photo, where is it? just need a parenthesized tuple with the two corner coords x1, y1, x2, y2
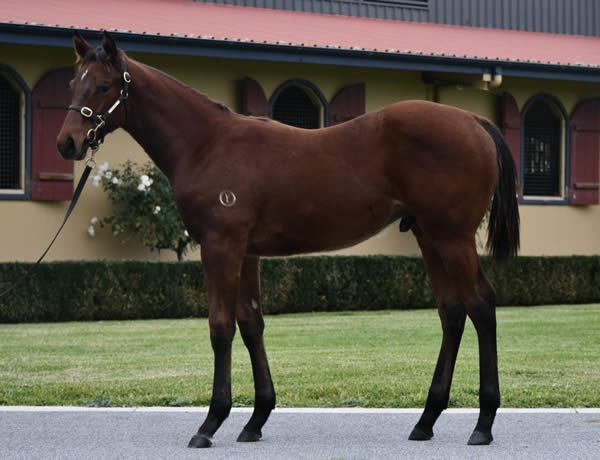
(123, 72, 131, 83)
(87, 128, 97, 141)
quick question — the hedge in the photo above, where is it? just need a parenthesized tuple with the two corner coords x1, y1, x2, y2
(1, 256, 599, 322)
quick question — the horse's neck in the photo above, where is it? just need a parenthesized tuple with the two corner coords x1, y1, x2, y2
(123, 59, 226, 178)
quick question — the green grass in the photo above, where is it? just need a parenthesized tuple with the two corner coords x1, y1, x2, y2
(0, 305, 598, 408)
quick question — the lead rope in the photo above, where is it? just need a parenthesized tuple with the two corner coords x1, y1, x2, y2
(0, 154, 97, 299)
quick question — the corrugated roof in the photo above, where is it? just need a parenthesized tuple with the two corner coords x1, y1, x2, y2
(2, 0, 600, 69)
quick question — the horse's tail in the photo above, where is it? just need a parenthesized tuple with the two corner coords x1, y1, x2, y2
(478, 118, 520, 263)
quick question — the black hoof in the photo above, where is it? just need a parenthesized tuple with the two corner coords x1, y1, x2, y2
(467, 430, 493, 445)
(237, 429, 262, 442)
(408, 425, 433, 441)
(188, 434, 213, 448)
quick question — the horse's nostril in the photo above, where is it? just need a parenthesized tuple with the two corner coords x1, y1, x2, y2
(57, 136, 76, 159)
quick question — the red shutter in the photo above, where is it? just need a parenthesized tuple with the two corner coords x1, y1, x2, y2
(239, 78, 268, 117)
(31, 67, 74, 201)
(501, 92, 522, 200)
(328, 83, 365, 126)
(569, 99, 600, 205)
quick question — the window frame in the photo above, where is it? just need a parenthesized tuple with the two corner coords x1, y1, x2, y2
(520, 94, 570, 205)
(268, 79, 329, 128)
(0, 64, 31, 201)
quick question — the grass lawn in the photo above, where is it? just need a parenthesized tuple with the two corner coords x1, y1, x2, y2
(0, 304, 598, 408)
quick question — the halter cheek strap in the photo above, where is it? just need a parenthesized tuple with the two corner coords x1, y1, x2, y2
(68, 57, 131, 152)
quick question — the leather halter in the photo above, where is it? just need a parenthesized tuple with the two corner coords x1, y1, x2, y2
(68, 56, 131, 152)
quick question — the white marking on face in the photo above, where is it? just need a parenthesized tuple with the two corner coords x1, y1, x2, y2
(251, 299, 258, 310)
(80, 69, 89, 81)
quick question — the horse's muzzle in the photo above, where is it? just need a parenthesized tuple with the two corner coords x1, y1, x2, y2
(56, 136, 88, 161)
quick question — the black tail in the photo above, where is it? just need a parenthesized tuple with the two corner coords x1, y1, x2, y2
(479, 119, 520, 263)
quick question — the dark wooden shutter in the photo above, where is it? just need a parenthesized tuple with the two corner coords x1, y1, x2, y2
(328, 83, 365, 126)
(501, 92, 522, 200)
(569, 99, 600, 205)
(31, 67, 75, 201)
(239, 78, 268, 117)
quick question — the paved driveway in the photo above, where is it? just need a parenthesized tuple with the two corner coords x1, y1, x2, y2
(1, 407, 599, 459)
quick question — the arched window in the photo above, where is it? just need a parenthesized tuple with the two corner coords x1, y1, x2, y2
(522, 95, 567, 199)
(0, 71, 23, 192)
(269, 80, 328, 129)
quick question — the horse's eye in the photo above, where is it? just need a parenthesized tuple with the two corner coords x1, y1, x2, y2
(96, 85, 111, 95)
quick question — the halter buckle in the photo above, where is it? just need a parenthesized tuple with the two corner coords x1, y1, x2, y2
(80, 106, 93, 118)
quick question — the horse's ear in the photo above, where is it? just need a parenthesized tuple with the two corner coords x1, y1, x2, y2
(101, 31, 119, 64)
(73, 31, 92, 62)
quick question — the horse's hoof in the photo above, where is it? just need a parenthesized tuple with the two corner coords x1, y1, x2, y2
(188, 434, 213, 448)
(408, 425, 433, 441)
(467, 430, 493, 445)
(237, 429, 262, 442)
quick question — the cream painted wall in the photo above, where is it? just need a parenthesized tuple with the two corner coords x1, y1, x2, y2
(1, 43, 599, 261)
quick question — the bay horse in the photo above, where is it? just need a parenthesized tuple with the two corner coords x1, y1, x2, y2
(57, 32, 519, 447)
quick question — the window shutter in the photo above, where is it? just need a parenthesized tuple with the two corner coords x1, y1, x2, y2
(501, 92, 521, 200)
(569, 99, 600, 205)
(31, 67, 74, 201)
(239, 78, 268, 117)
(328, 83, 365, 126)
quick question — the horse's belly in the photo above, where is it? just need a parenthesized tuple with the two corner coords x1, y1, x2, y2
(247, 196, 401, 256)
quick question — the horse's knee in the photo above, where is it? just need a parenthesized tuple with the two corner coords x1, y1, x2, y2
(209, 317, 236, 343)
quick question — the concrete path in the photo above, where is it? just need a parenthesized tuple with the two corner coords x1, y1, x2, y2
(1, 407, 599, 459)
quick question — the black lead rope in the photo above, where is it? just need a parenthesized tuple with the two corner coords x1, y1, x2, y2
(0, 162, 94, 299)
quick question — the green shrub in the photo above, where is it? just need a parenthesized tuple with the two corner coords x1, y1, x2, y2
(1, 256, 599, 323)
(89, 161, 197, 261)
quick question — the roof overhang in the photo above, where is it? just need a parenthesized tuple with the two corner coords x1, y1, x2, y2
(2, 20, 600, 83)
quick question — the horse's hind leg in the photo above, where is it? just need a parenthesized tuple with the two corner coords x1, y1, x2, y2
(409, 229, 467, 441)
(434, 237, 499, 445)
(466, 262, 499, 445)
(235, 256, 276, 442)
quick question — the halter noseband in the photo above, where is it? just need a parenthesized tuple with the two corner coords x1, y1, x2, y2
(68, 57, 132, 152)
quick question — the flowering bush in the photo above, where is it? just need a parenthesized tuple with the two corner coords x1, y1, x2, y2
(88, 161, 197, 261)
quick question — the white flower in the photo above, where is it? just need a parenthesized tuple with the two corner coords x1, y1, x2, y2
(184, 230, 189, 237)
(97, 162, 109, 175)
(104, 171, 112, 180)
(112, 177, 122, 185)
(137, 183, 146, 191)
(91, 175, 101, 187)
(153, 206, 161, 215)
(87, 225, 95, 237)
(90, 216, 99, 225)
(140, 174, 153, 187)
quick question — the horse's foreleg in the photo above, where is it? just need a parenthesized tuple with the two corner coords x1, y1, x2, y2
(188, 234, 246, 448)
(235, 256, 276, 442)
(409, 232, 466, 441)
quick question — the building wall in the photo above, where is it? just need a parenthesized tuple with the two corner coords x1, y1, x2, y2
(1, 43, 599, 261)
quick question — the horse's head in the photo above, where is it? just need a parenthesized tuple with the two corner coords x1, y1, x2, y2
(57, 31, 130, 160)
